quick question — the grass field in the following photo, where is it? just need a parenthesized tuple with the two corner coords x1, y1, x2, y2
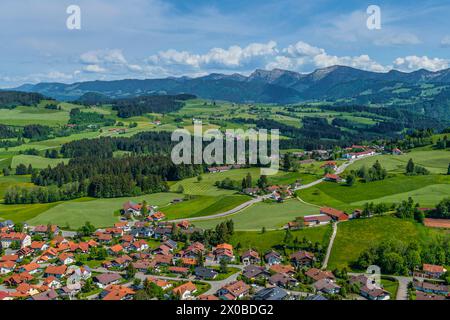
(161, 194, 251, 220)
(26, 193, 180, 229)
(170, 168, 322, 196)
(230, 225, 332, 254)
(381, 277, 399, 298)
(0, 175, 34, 199)
(298, 174, 450, 211)
(328, 216, 449, 270)
(193, 198, 320, 231)
(0, 106, 69, 126)
(11, 155, 69, 169)
(0, 202, 60, 222)
(345, 150, 450, 174)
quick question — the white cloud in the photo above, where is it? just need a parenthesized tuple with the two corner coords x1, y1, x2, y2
(393, 56, 449, 71)
(147, 41, 278, 70)
(84, 64, 107, 73)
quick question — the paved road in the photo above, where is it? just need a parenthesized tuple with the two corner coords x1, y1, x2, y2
(321, 221, 338, 270)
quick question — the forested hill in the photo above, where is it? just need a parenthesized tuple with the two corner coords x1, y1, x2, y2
(11, 65, 450, 120)
(0, 91, 48, 108)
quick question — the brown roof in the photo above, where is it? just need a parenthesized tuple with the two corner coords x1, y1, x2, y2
(305, 268, 335, 281)
(44, 265, 67, 275)
(423, 264, 446, 273)
(173, 282, 197, 296)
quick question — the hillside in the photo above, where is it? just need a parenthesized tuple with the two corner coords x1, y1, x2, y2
(12, 66, 450, 120)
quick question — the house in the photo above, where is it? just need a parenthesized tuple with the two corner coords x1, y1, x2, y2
(314, 278, 341, 295)
(30, 241, 49, 252)
(4, 272, 33, 286)
(0, 291, 11, 301)
(321, 161, 338, 171)
(392, 148, 402, 155)
(305, 294, 328, 300)
(31, 225, 59, 237)
(0, 232, 31, 248)
(109, 244, 124, 255)
(177, 220, 190, 230)
(241, 249, 261, 266)
(169, 266, 190, 276)
(198, 294, 220, 300)
(290, 250, 315, 267)
(0, 261, 16, 274)
(243, 187, 260, 196)
(269, 273, 298, 288)
(324, 173, 342, 183)
(243, 265, 269, 280)
(147, 277, 172, 290)
(131, 239, 149, 252)
(150, 211, 166, 222)
(18, 262, 41, 275)
(213, 243, 235, 262)
(303, 214, 332, 227)
(360, 285, 390, 300)
(183, 242, 205, 259)
(305, 268, 335, 282)
(264, 251, 282, 265)
(194, 267, 218, 280)
(253, 287, 288, 301)
(414, 280, 449, 295)
(58, 253, 75, 265)
(122, 201, 144, 216)
(94, 273, 122, 289)
(422, 264, 447, 279)
(114, 222, 131, 232)
(415, 290, 447, 300)
(31, 289, 59, 301)
(44, 265, 67, 278)
(131, 226, 153, 238)
(180, 257, 197, 267)
(172, 282, 197, 300)
(269, 264, 295, 276)
(101, 285, 135, 301)
(217, 281, 250, 300)
(110, 255, 132, 269)
(132, 260, 153, 272)
(43, 276, 62, 289)
(320, 207, 349, 221)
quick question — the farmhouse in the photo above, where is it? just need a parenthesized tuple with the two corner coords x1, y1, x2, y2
(320, 207, 349, 221)
(324, 173, 342, 183)
(303, 214, 332, 227)
(422, 264, 447, 279)
(360, 285, 390, 300)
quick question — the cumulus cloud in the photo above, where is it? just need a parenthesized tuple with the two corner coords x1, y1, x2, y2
(147, 41, 278, 72)
(84, 64, 107, 73)
(393, 56, 449, 71)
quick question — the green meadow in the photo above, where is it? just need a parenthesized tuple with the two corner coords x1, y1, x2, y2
(193, 198, 320, 231)
(11, 155, 69, 169)
(328, 216, 449, 270)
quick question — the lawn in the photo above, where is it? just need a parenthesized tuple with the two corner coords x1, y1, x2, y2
(0, 202, 60, 222)
(27, 193, 180, 229)
(160, 194, 251, 220)
(0, 106, 69, 126)
(345, 150, 450, 174)
(381, 276, 399, 298)
(193, 198, 320, 231)
(298, 174, 450, 211)
(230, 225, 332, 254)
(328, 216, 449, 270)
(11, 155, 70, 169)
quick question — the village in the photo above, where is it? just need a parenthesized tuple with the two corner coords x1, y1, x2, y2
(0, 195, 448, 301)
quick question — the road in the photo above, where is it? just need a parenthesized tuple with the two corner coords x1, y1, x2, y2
(321, 221, 338, 270)
(167, 155, 376, 224)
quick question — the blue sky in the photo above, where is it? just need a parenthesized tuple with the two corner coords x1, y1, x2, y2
(1, 0, 450, 87)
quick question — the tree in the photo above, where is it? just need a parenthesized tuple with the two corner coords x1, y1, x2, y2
(257, 175, 268, 189)
(219, 258, 228, 274)
(197, 175, 203, 182)
(245, 173, 252, 189)
(406, 159, 415, 175)
(283, 153, 292, 172)
(126, 263, 136, 279)
(141, 200, 148, 217)
(447, 163, 450, 175)
(346, 173, 355, 186)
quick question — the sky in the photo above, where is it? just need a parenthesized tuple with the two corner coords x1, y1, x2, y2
(1, 0, 450, 87)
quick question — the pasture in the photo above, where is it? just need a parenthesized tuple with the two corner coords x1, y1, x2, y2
(193, 198, 320, 231)
(26, 193, 180, 229)
(11, 155, 69, 169)
(328, 216, 448, 270)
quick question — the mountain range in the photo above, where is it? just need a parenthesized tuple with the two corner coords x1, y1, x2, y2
(11, 65, 450, 120)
